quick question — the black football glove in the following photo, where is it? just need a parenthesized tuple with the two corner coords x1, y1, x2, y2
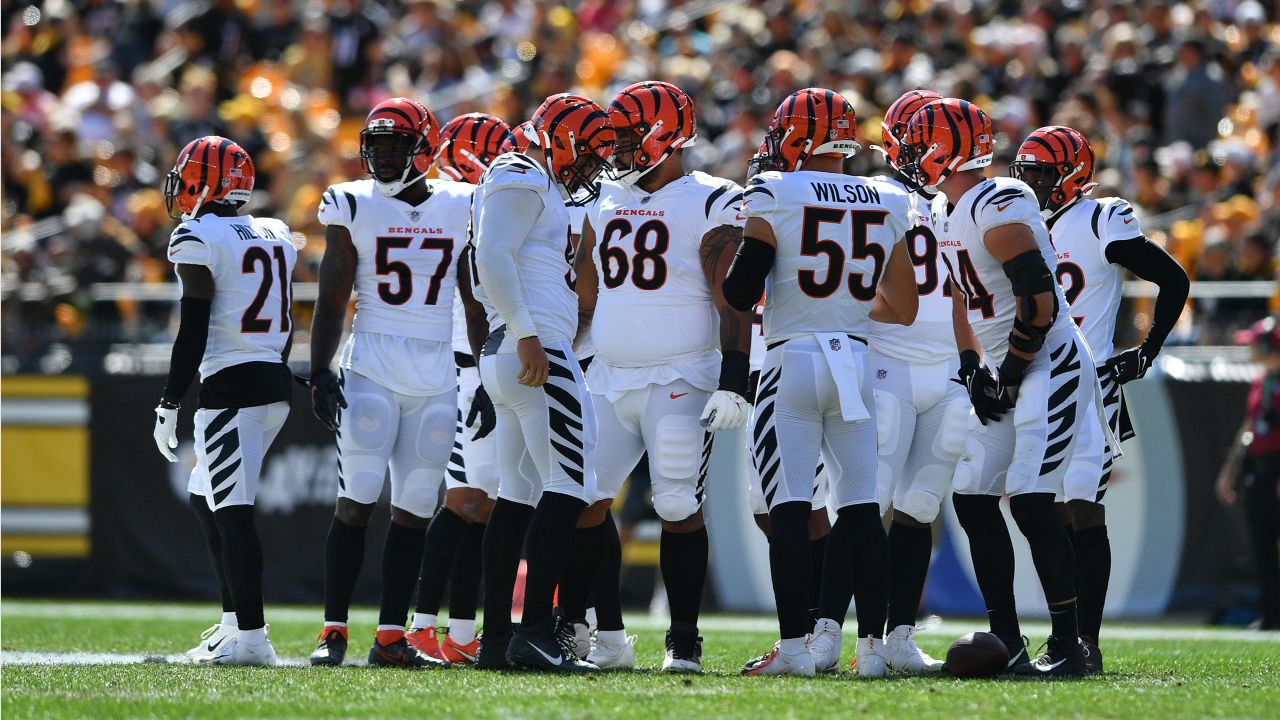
(1101, 346, 1151, 385)
(466, 383, 496, 441)
(310, 370, 346, 432)
(954, 351, 1014, 425)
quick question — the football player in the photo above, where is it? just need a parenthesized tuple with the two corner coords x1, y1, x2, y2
(723, 88, 920, 677)
(901, 99, 1104, 676)
(154, 136, 296, 665)
(307, 98, 471, 668)
(405, 112, 513, 665)
(564, 80, 753, 673)
(469, 93, 614, 672)
(1011, 126, 1189, 671)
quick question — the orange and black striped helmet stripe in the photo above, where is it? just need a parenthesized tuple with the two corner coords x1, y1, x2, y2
(611, 80, 693, 137)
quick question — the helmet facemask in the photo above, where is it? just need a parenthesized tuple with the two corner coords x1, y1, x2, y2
(360, 128, 430, 197)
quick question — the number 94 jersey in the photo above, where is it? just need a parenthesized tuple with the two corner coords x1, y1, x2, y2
(318, 178, 474, 342)
(167, 214, 297, 380)
(742, 170, 912, 343)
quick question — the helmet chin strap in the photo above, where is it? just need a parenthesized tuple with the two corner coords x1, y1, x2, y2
(375, 163, 429, 197)
(181, 186, 210, 221)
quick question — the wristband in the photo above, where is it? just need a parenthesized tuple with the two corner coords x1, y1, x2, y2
(718, 350, 750, 397)
(999, 353, 1031, 386)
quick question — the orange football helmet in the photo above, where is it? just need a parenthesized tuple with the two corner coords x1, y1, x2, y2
(436, 112, 515, 184)
(529, 93, 615, 205)
(1010, 125, 1098, 215)
(879, 89, 942, 171)
(607, 80, 697, 185)
(757, 88, 859, 172)
(360, 97, 440, 196)
(511, 120, 535, 153)
(164, 136, 255, 220)
(899, 98, 993, 192)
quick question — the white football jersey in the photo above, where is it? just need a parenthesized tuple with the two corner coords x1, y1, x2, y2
(743, 170, 912, 344)
(1047, 196, 1143, 362)
(318, 178, 473, 342)
(867, 178, 955, 364)
(933, 176, 1073, 366)
(469, 152, 577, 344)
(588, 173, 743, 367)
(167, 214, 297, 379)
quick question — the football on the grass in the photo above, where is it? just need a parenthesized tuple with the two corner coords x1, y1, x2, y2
(946, 632, 1009, 678)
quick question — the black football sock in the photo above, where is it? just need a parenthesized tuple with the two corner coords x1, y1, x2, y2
(817, 519, 852, 625)
(521, 492, 587, 627)
(661, 524, 708, 628)
(481, 499, 534, 639)
(379, 519, 426, 627)
(322, 515, 367, 624)
(953, 493, 1021, 651)
(212, 505, 265, 631)
(887, 520, 933, 630)
(447, 520, 486, 621)
(808, 531, 827, 630)
(1071, 524, 1110, 642)
(592, 512, 625, 632)
(415, 507, 468, 616)
(1010, 493, 1078, 641)
(768, 501, 812, 640)
(839, 503, 889, 639)
(558, 520, 608, 621)
(190, 493, 234, 613)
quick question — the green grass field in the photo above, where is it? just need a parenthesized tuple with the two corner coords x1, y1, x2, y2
(2, 601, 1278, 719)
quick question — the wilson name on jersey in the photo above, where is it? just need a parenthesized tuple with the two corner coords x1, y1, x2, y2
(868, 178, 955, 364)
(168, 214, 297, 380)
(934, 176, 1072, 366)
(318, 179, 473, 342)
(1048, 197, 1143, 362)
(468, 152, 578, 345)
(743, 170, 912, 343)
(589, 172, 743, 367)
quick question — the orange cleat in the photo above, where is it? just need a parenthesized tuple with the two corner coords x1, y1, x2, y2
(406, 626, 444, 660)
(439, 632, 479, 665)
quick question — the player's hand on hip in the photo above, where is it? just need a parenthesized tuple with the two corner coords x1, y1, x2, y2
(700, 390, 750, 431)
(467, 384, 497, 440)
(310, 370, 346, 432)
(153, 402, 180, 462)
(1101, 346, 1150, 385)
(516, 336, 549, 387)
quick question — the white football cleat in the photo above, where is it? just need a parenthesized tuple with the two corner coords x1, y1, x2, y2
(186, 624, 237, 663)
(587, 633, 637, 670)
(885, 624, 945, 674)
(224, 630, 278, 666)
(741, 643, 816, 677)
(570, 621, 592, 660)
(808, 618, 843, 673)
(854, 636, 888, 678)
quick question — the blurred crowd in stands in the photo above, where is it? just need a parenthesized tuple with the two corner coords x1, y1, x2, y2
(3, 0, 1279, 372)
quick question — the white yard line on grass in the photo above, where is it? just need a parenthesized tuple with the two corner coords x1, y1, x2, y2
(0, 651, 313, 667)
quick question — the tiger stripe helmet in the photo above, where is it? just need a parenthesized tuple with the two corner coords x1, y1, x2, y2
(530, 93, 615, 206)
(163, 136, 255, 220)
(879, 89, 942, 171)
(359, 97, 440, 197)
(758, 88, 859, 173)
(900, 98, 993, 192)
(436, 112, 515, 184)
(607, 80, 697, 186)
(511, 120, 535, 153)
(1010, 125, 1098, 215)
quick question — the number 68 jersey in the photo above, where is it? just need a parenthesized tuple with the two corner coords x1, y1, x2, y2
(167, 214, 297, 380)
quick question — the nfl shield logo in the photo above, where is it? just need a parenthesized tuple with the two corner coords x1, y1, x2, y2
(409, 211, 421, 222)
(829, 338, 841, 351)
(877, 369, 887, 380)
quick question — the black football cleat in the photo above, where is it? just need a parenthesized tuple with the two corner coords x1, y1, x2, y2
(1012, 636, 1087, 678)
(1000, 635, 1030, 673)
(1081, 637, 1103, 674)
(367, 636, 450, 668)
(309, 626, 349, 667)
(662, 622, 704, 674)
(506, 617, 600, 673)
(475, 628, 512, 671)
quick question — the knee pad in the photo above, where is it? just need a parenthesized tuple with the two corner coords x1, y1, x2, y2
(392, 469, 442, 520)
(937, 401, 971, 459)
(652, 415, 703, 482)
(1009, 493, 1055, 538)
(652, 489, 700, 523)
(873, 390, 898, 453)
(897, 488, 943, 525)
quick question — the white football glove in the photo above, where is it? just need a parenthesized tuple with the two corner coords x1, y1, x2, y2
(699, 390, 750, 432)
(153, 404, 179, 462)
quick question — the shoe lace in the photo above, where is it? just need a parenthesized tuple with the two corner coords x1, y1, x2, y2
(667, 629, 701, 661)
(552, 618, 580, 660)
(199, 624, 221, 641)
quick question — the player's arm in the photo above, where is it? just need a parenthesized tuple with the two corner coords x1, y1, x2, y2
(153, 262, 214, 461)
(308, 225, 356, 431)
(722, 216, 776, 312)
(869, 237, 919, 326)
(948, 274, 1009, 425)
(949, 278, 981, 355)
(701, 223, 751, 394)
(573, 218, 598, 352)
(473, 186, 548, 387)
(1102, 236, 1190, 383)
(456, 245, 496, 440)
(984, 222, 1056, 389)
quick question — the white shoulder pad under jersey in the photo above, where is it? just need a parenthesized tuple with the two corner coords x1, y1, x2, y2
(586, 172, 743, 367)
(319, 178, 471, 342)
(1048, 196, 1142, 361)
(868, 176, 956, 364)
(168, 214, 297, 380)
(747, 170, 911, 343)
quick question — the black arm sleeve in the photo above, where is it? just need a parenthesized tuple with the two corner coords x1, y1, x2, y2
(722, 236, 775, 312)
(161, 297, 212, 405)
(1105, 236, 1190, 355)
